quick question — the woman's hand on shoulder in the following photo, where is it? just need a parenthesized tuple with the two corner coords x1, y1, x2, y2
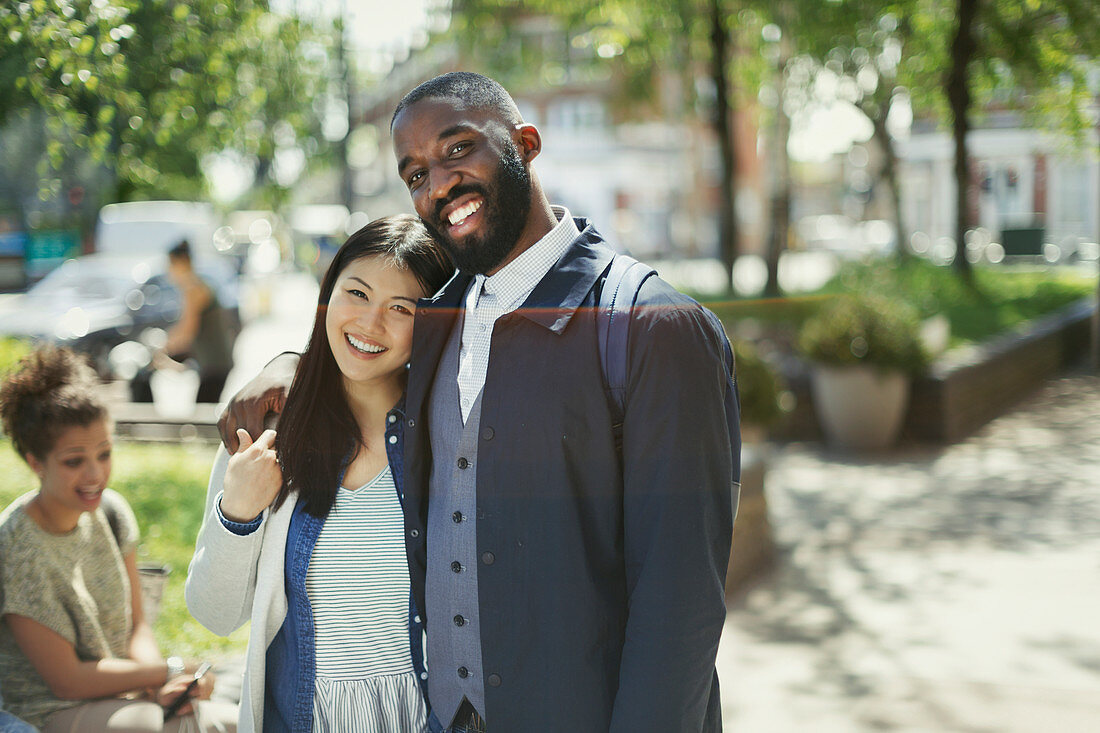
(220, 429, 282, 522)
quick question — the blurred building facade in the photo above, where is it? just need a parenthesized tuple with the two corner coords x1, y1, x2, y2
(899, 113, 1099, 257)
(342, 24, 766, 262)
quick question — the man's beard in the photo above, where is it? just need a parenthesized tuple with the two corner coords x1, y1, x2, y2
(422, 142, 532, 275)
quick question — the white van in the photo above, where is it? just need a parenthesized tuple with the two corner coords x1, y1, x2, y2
(95, 201, 221, 256)
(93, 200, 239, 337)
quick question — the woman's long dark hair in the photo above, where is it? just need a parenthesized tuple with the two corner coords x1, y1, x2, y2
(274, 215, 453, 517)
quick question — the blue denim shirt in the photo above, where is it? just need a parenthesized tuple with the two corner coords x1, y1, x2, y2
(219, 401, 443, 733)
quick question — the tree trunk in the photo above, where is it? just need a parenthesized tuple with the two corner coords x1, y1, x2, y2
(870, 100, 908, 260)
(1094, 123, 1100, 371)
(946, 0, 978, 280)
(764, 35, 791, 298)
(335, 12, 354, 212)
(709, 0, 738, 291)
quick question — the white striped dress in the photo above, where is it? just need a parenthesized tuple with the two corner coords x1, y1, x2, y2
(305, 466, 428, 732)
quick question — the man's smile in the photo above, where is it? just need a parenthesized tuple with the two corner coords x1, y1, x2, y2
(448, 199, 482, 227)
(438, 192, 486, 239)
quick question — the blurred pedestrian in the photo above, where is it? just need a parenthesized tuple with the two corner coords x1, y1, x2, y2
(132, 240, 234, 404)
(161, 239, 235, 403)
(0, 345, 237, 732)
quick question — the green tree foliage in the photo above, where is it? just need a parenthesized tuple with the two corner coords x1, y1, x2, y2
(941, 0, 1099, 278)
(793, 0, 1099, 277)
(448, 0, 1097, 287)
(0, 0, 333, 204)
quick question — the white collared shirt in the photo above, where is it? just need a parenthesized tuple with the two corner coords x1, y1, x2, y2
(456, 205, 580, 422)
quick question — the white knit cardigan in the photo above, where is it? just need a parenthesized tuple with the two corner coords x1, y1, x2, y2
(186, 446, 297, 733)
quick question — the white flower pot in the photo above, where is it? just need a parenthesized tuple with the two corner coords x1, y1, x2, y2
(150, 367, 200, 418)
(810, 365, 910, 450)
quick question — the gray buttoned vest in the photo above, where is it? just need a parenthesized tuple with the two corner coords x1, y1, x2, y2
(426, 315, 486, 725)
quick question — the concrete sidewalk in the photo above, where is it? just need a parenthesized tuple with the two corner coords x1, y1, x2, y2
(717, 367, 1100, 731)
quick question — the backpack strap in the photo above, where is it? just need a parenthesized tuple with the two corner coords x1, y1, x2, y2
(596, 254, 657, 443)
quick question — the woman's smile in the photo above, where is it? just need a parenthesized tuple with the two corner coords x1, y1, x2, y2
(345, 333, 388, 357)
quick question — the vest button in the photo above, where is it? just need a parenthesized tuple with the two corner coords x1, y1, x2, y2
(457, 457, 469, 469)
(452, 511, 463, 523)
(457, 666, 469, 678)
(407, 418, 416, 428)
(481, 552, 495, 565)
(481, 427, 494, 441)
(453, 614, 465, 627)
(451, 561, 462, 573)
(409, 529, 419, 538)
(488, 673, 502, 687)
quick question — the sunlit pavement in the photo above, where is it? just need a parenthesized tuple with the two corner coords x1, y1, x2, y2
(718, 367, 1100, 731)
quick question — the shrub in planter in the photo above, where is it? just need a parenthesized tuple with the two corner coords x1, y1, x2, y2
(733, 340, 786, 437)
(727, 340, 785, 593)
(798, 295, 928, 449)
(798, 295, 928, 373)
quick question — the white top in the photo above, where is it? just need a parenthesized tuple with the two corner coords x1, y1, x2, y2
(307, 467, 426, 731)
(307, 466, 413, 679)
(456, 205, 580, 421)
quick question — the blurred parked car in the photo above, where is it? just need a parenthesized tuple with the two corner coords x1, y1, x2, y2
(0, 252, 239, 379)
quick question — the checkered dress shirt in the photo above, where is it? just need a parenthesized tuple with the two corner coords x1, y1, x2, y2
(456, 206, 580, 422)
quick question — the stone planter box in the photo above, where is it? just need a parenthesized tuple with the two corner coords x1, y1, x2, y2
(773, 297, 1095, 444)
(903, 298, 1093, 442)
(725, 443, 774, 598)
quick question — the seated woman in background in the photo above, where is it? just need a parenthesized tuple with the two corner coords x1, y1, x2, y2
(186, 215, 453, 732)
(0, 346, 237, 732)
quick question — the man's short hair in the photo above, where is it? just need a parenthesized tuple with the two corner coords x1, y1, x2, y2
(168, 239, 192, 261)
(391, 71, 523, 129)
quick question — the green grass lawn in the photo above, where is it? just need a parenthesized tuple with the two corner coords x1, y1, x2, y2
(701, 260, 1096, 348)
(0, 439, 249, 662)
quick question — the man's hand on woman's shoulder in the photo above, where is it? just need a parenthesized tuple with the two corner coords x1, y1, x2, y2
(217, 352, 300, 452)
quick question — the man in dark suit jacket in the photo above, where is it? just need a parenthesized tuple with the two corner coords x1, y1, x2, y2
(222, 72, 740, 732)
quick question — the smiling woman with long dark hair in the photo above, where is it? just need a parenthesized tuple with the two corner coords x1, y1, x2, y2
(186, 215, 453, 733)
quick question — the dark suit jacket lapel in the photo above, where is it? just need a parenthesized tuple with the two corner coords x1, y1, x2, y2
(407, 270, 471, 421)
(514, 218, 616, 334)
